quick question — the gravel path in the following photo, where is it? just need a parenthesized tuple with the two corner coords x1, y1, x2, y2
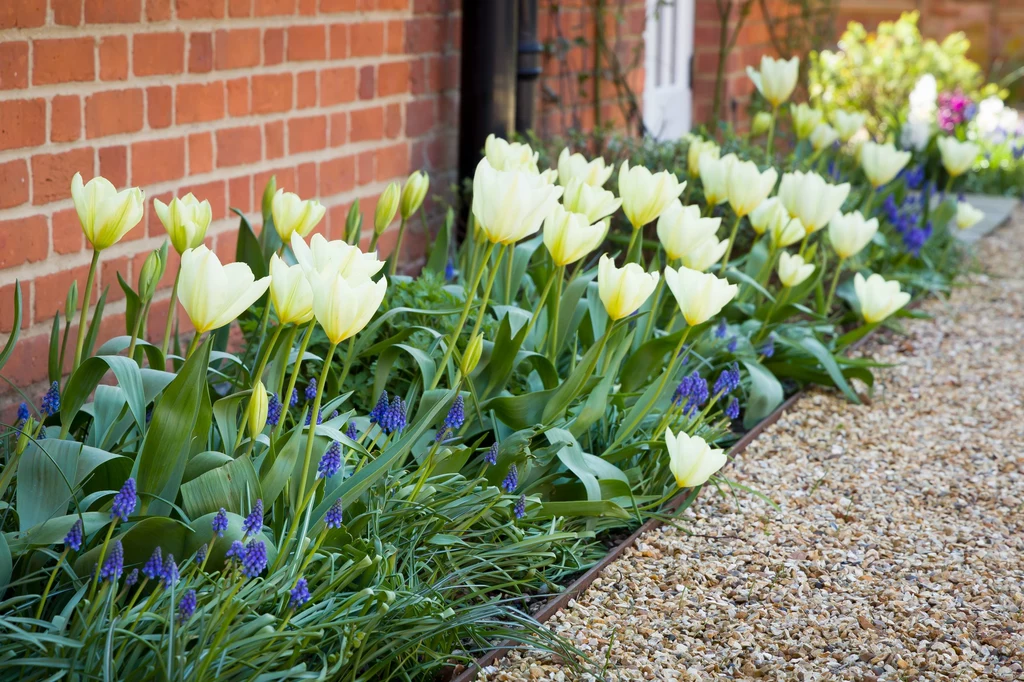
(483, 212, 1024, 681)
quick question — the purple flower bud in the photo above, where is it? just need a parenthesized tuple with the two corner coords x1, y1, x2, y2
(317, 441, 342, 479)
(484, 442, 498, 466)
(40, 381, 60, 417)
(368, 392, 389, 424)
(345, 422, 358, 440)
(110, 478, 137, 522)
(289, 577, 311, 608)
(63, 519, 83, 551)
(212, 508, 229, 537)
(324, 499, 344, 529)
(304, 378, 318, 402)
(436, 396, 464, 441)
(714, 319, 727, 339)
(241, 540, 267, 578)
(99, 541, 124, 583)
(178, 589, 197, 621)
(267, 393, 282, 426)
(16, 402, 29, 422)
(125, 568, 139, 587)
(161, 555, 179, 587)
(514, 494, 526, 519)
(225, 540, 246, 562)
(759, 336, 775, 358)
(195, 545, 208, 565)
(242, 499, 263, 537)
(713, 362, 741, 396)
(290, 388, 299, 407)
(501, 464, 518, 493)
(142, 547, 163, 580)
(725, 397, 741, 420)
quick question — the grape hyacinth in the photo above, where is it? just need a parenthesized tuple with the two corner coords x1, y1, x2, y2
(212, 508, 229, 537)
(241, 540, 268, 578)
(436, 396, 465, 441)
(484, 442, 499, 466)
(304, 406, 323, 426)
(63, 519, 83, 551)
(304, 378, 318, 402)
(501, 464, 518, 493)
(444, 260, 456, 281)
(178, 590, 197, 621)
(290, 388, 299, 407)
(40, 381, 60, 417)
(714, 319, 728, 338)
(883, 192, 933, 256)
(673, 370, 709, 417)
(16, 402, 29, 422)
(225, 540, 246, 562)
(759, 335, 775, 358)
(317, 441, 342, 479)
(242, 499, 264, 537)
(328, 410, 339, 421)
(125, 568, 139, 587)
(514, 494, 526, 519)
(289, 578, 311, 608)
(726, 337, 738, 353)
(99, 541, 124, 583)
(369, 392, 389, 424)
(713, 363, 741, 396)
(161, 555, 179, 587)
(725, 397, 741, 420)
(267, 393, 282, 426)
(195, 545, 207, 565)
(110, 478, 137, 522)
(345, 422, 358, 440)
(324, 498, 344, 529)
(379, 396, 406, 435)
(142, 547, 163, 580)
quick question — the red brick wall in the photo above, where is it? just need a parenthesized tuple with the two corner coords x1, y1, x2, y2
(0, 0, 459, 403)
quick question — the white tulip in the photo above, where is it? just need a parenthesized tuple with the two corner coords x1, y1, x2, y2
(777, 251, 815, 287)
(665, 428, 727, 488)
(770, 216, 806, 247)
(828, 210, 878, 259)
(618, 160, 685, 229)
(937, 137, 979, 177)
(178, 245, 271, 334)
(271, 189, 326, 242)
(687, 138, 719, 178)
(557, 148, 614, 187)
(154, 193, 212, 255)
(597, 254, 659, 320)
(71, 173, 145, 251)
(543, 204, 606, 266)
(290, 232, 384, 283)
(831, 109, 866, 142)
(777, 171, 850, 235)
(663, 265, 738, 326)
(656, 201, 721, 261)
(472, 158, 563, 245)
(745, 55, 799, 108)
(312, 270, 388, 344)
(269, 254, 314, 325)
(680, 237, 729, 272)
(790, 103, 823, 140)
(853, 272, 910, 324)
(749, 197, 788, 236)
(726, 160, 778, 218)
(955, 201, 984, 230)
(562, 177, 622, 223)
(860, 141, 911, 188)
(484, 133, 539, 173)
(809, 123, 840, 151)
(699, 152, 737, 207)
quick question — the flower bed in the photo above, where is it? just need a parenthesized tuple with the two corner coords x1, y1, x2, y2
(0, 44, 1002, 680)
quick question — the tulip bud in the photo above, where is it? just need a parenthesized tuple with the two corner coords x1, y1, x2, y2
(745, 55, 799, 108)
(832, 109, 866, 142)
(154, 194, 213, 255)
(937, 137, 979, 178)
(249, 381, 269, 438)
(698, 153, 736, 207)
(137, 249, 165, 303)
(399, 171, 429, 221)
(687, 138, 719, 178)
(543, 204, 606, 266)
(461, 333, 484, 376)
(955, 201, 984, 230)
(374, 182, 401, 236)
(272, 190, 326, 242)
(828, 210, 878, 259)
(71, 173, 145, 251)
(664, 265, 738, 326)
(749, 197, 788, 236)
(65, 281, 79, 321)
(178, 246, 271, 334)
(790, 103, 823, 140)
(472, 159, 563, 245)
(860, 142, 911, 189)
(262, 175, 277, 226)
(618, 160, 685, 230)
(597, 254, 659, 321)
(777, 252, 815, 287)
(809, 123, 839, 152)
(666, 428, 727, 488)
(751, 111, 773, 137)
(853, 272, 910, 323)
(345, 200, 363, 245)
(777, 171, 850, 235)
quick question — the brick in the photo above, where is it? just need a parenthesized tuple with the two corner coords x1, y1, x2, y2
(386, 19, 404, 54)
(355, 149, 373, 185)
(0, 215, 48, 269)
(351, 21, 384, 57)
(320, 67, 356, 105)
(226, 77, 250, 116)
(350, 106, 384, 142)
(0, 0, 46, 29)
(1, 334, 51, 392)
(297, 71, 317, 109)
(34, 264, 92, 324)
(49, 96, 80, 144)
(52, 208, 84, 255)
(185, 180, 227, 220)
(254, 0, 295, 15)
(379, 0, 407, 9)
(216, 126, 261, 167)
(53, 0, 83, 25)
(228, 0, 251, 16)
(228, 175, 252, 213)
(264, 28, 284, 65)
(384, 102, 402, 138)
(131, 138, 185, 186)
(298, 0, 315, 15)
(404, 16, 441, 54)
(319, 155, 355, 196)
(329, 112, 347, 146)
(379, 60, 410, 96)
(99, 146, 128, 187)
(320, 0, 356, 10)
(32, 148, 94, 205)
(288, 115, 327, 154)
(0, 281, 30, 332)
(146, 0, 171, 20)
(358, 66, 375, 100)
(85, 0, 141, 23)
(0, 42, 28, 90)
(265, 120, 285, 159)
(287, 25, 326, 61)
(177, 0, 226, 18)
(147, 86, 173, 129)
(189, 132, 214, 174)
(0, 160, 29, 209)
(101, 255, 132, 303)
(328, 23, 347, 59)
(133, 32, 185, 76)
(145, 190, 172, 238)
(189, 32, 213, 73)
(406, 98, 434, 137)
(297, 162, 316, 197)
(215, 29, 261, 70)
(376, 143, 410, 181)
(33, 38, 95, 85)
(86, 89, 144, 139)
(176, 82, 225, 123)
(251, 73, 292, 114)
(99, 36, 129, 81)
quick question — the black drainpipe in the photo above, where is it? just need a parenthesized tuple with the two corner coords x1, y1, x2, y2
(515, 0, 541, 135)
(458, 0, 518, 186)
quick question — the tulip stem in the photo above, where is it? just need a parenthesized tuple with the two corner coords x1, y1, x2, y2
(624, 228, 641, 264)
(296, 341, 338, 515)
(273, 320, 316, 442)
(641, 273, 667, 344)
(765, 106, 778, 158)
(719, 214, 743, 274)
(428, 242, 498, 391)
(822, 257, 845, 316)
(546, 267, 564, 361)
(467, 245, 506, 350)
(861, 187, 877, 217)
(233, 324, 284, 453)
(520, 266, 558, 349)
(503, 247, 514, 305)
(72, 250, 101, 372)
(127, 298, 151, 364)
(160, 267, 181, 362)
(389, 217, 407, 277)
(186, 332, 202, 358)
(755, 287, 789, 345)
(337, 337, 357, 392)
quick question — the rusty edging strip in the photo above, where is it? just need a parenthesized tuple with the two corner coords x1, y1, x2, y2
(449, 391, 805, 681)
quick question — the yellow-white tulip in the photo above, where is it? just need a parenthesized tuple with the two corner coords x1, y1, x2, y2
(777, 251, 815, 287)
(749, 197, 788, 236)
(543, 204, 606, 266)
(562, 177, 622, 223)
(726, 160, 778, 218)
(860, 141, 911, 188)
(770, 216, 805, 247)
(656, 201, 721, 261)
(557, 148, 613, 187)
(472, 158, 563, 245)
(937, 137, 979, 177)
(597, 254, 659, 320)
(699, 152, 737, 206)
(745, 55, 799, 108)
(663, 265, 738, 326)
(399, 171, 429, 220)
(665, 428, 727, 488)
(272, 189, 326, 242)
(290, 232, 384, 283)
(178, 245, 271, 334)
(269, 254, 314, 325)
(312, 270, 387, 344)
(751, 111, 773, 137)
(955, 201, 984, 230)
(687, 137, 719, 178)
(154, 193, 212, 255)
(485, 133, 539, 173)
(618, 160, 685, 229)
(680, 237, 729, 272)
(777, 171, 850, 235)
(853, 272, 910, 324)
(790, 103, 823, 140)
(828, 210, 878, 259)
(832, 109, 866, 142)
(809, 123, 840, 151)
(248, 381, 269, 438)
(374, 181, 400, 236)
(71, 173, 145, 251)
